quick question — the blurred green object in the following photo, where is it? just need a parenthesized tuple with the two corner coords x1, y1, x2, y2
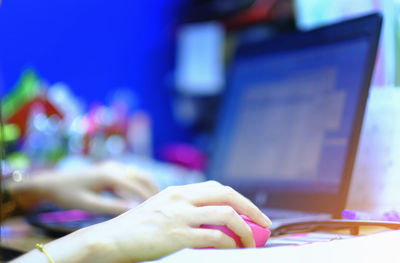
(0, 123, 21, 142)
(6, 152, 31, 171)
(47, 147, 67, 163)
(2, 69, 40, 120)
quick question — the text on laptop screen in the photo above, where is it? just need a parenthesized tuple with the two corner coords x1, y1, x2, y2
(213, 38, 369, 193)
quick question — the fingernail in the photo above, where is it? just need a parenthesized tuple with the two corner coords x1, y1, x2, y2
(263, 214, 272, 226)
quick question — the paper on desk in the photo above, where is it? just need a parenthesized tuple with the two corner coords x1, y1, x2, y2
(152, 230, 400, 263)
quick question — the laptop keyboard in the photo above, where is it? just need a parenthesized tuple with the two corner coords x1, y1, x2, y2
(265, 232, 354, 248)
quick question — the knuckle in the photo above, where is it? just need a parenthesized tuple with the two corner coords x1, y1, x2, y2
(167, 227, 185, 238)
(223, 185, 234, 194)
(164, 186, 183, 200)
(223, 186, 237, 200)
(221, 206, 236, 217)
(169, 192, 183, 201)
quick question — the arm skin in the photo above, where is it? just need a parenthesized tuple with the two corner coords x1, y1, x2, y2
(11, 181, 272, 263)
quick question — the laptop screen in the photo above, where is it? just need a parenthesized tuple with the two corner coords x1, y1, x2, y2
(208, 14, 382, 217)
(216, 38, 368, 192)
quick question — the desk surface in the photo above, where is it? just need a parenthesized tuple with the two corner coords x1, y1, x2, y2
(154, 230, 400, 263)
(1, 218, 400, 263)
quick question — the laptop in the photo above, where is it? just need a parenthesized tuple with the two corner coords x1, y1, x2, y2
(207, 13, 382, 229)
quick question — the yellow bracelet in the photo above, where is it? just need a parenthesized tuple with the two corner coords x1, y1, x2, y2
(36, 243, 55, 263)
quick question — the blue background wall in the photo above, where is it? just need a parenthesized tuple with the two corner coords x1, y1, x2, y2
(0, 0, 187, 154)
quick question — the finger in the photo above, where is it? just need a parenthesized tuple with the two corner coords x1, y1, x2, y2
(192, 206, 254, 248)
(54, 192, 131, 215)
(133, 174, 159, 194)
(123, 166, 159, 194)
(112, 188, 142, 202)
(105, 174, 155, 200)
(187, 181, 271, 228)
(104, 165, 159, 197)
(187, 228, 237, 249)
(77, 192, 131, 215)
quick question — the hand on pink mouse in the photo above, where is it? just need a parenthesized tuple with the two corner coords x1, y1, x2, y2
(86, 180, 272, 262)
(12, 181, 272, 263)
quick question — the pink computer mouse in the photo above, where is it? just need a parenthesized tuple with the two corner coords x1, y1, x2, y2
(200, 214, 270, 248)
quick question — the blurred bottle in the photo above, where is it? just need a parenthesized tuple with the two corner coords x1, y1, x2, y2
(48, 82, 84, 128)
(127, 111, 152, 158)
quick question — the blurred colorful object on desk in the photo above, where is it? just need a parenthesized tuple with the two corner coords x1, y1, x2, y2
(1, 70, 66, 167)
(1, 69, 155, 169)
(8, 96, 63, 138)
(82, 98, 152, 159)
(2, 69, 40, 121)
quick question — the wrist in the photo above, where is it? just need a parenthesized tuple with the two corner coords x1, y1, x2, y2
(46, 223, 126, 263)
(11, 222, 132, 263)
(9, 170, 64, 211)
(9, 177, 46, 211)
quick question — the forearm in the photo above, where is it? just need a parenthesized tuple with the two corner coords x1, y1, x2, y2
(11, 225, 120, 263)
